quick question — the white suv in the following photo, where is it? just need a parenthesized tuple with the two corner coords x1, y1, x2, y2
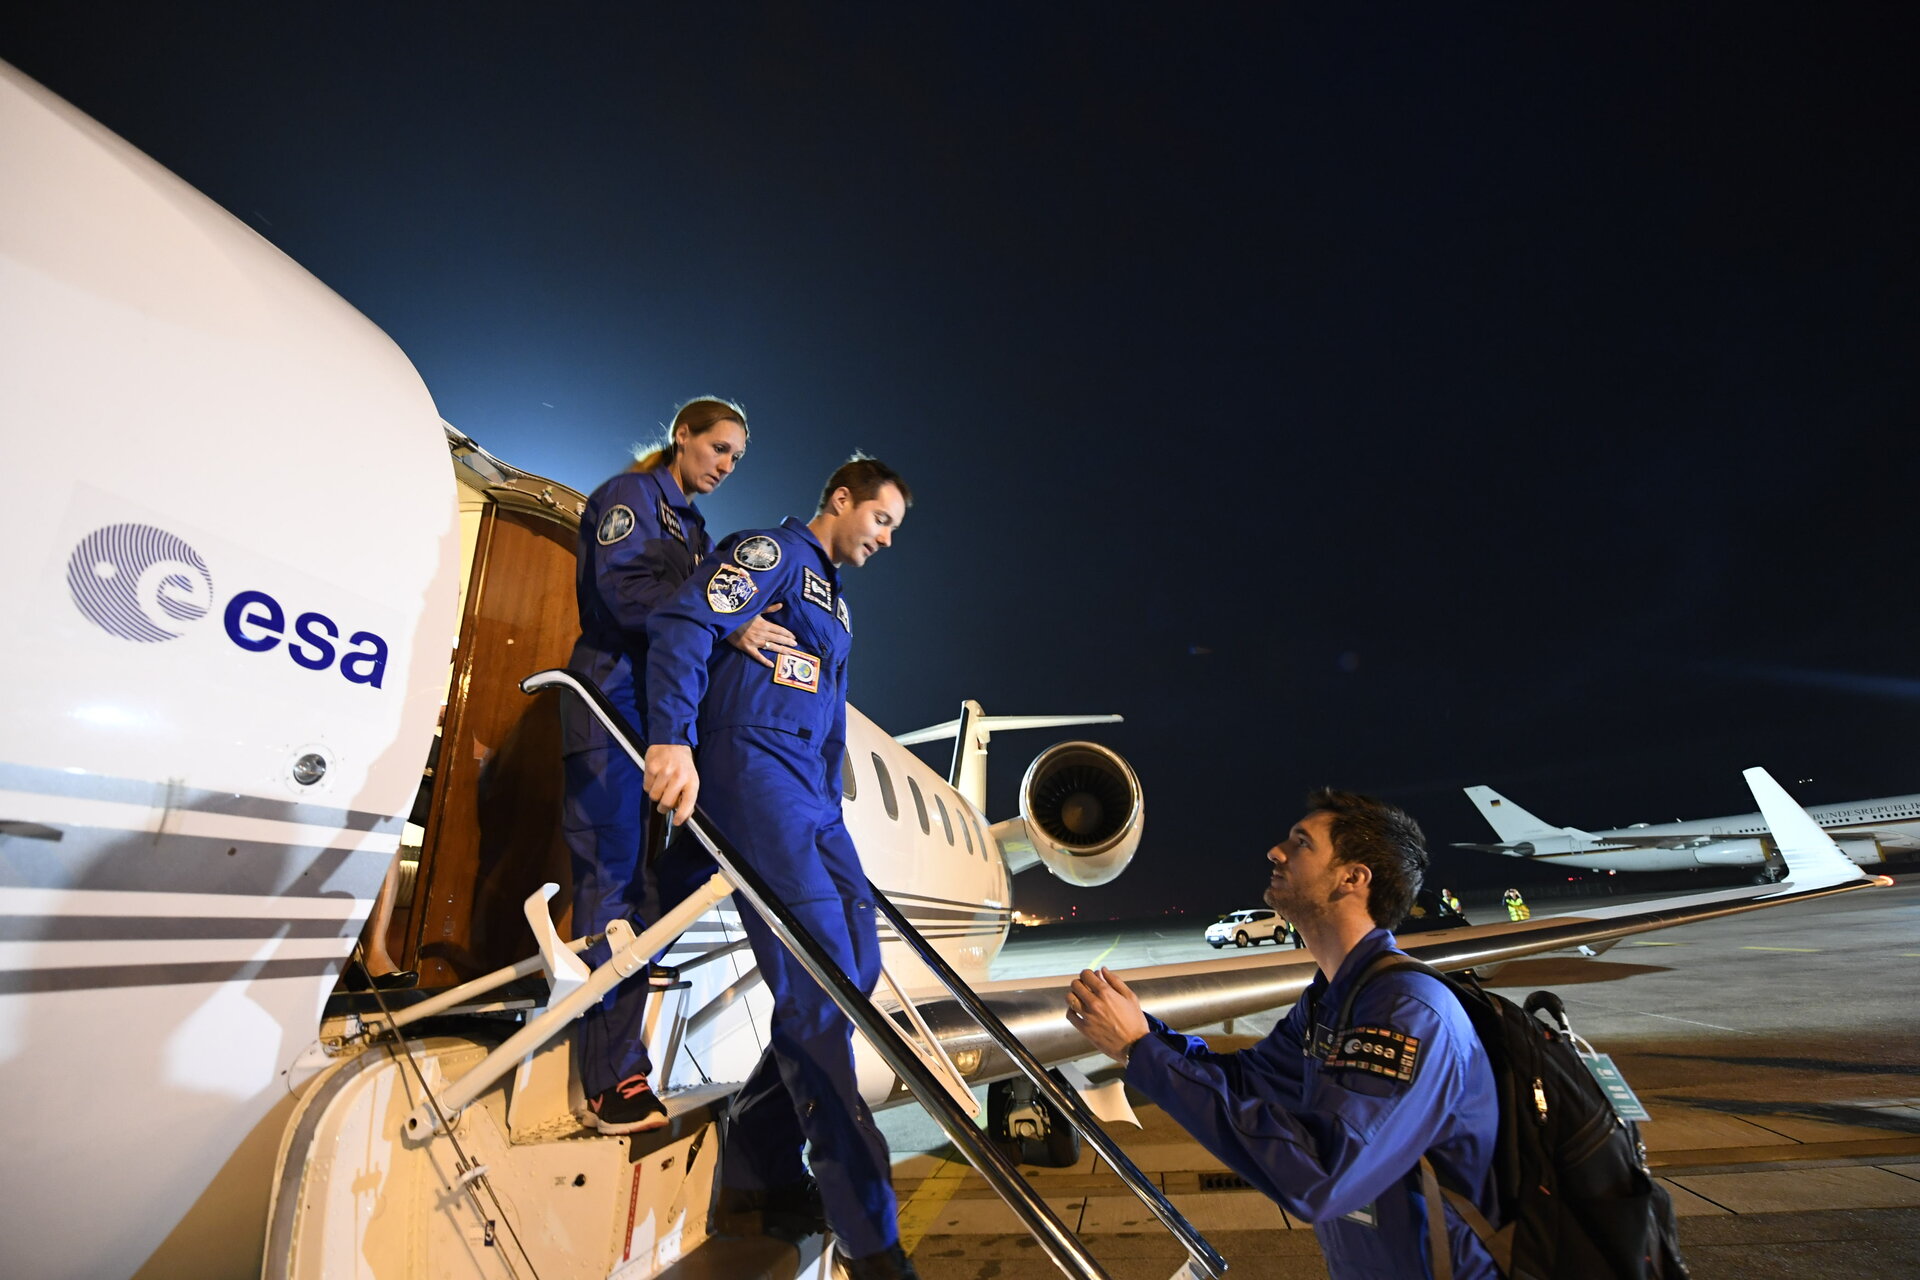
(1205, 908, 1293, 949)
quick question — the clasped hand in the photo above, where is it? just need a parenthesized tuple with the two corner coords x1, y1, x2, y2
(1065, 966, 1149, 1063)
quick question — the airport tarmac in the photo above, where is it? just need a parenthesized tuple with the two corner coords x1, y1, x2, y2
(880, 874, 1920, 1278)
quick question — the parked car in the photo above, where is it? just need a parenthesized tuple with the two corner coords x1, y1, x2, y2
(1205, 908, 1294, 948)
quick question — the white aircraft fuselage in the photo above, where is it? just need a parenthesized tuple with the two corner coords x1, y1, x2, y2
(1461, 783, 1920, 872)
(0, 62, 1143, 1278)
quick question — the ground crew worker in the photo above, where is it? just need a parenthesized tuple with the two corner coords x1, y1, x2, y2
(1066, 789, 1503, 1279)
(1442, 887, 1461, 914)
(1503, 887, 1530, 921)
(562, 396, 795, 1134)
(643, 456, 917, 1280)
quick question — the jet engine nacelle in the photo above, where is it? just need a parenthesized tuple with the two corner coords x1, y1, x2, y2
(990, 741, 1144, 887)
(1693, 838, 1768, 867)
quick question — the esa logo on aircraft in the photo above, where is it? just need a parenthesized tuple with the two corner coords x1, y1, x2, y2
(66, 522, 389, 687)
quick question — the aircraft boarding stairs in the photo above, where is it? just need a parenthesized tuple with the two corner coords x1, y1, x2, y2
(269, 669, 1225, 1280)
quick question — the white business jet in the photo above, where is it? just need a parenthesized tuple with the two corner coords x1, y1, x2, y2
(0, 61, 1883, 1280)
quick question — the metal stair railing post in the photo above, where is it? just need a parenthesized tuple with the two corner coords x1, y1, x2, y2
(869, 887, 1229, 1279)
(521, 669, 1108, 1280)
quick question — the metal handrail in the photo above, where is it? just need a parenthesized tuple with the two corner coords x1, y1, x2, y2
(870, 890, 1228, 1278)
(523, 668, 1108, 1280)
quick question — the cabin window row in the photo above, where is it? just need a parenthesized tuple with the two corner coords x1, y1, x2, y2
(842, 751, 986, 857)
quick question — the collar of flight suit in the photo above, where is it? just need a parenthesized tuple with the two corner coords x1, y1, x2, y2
(780, 516, 840, 588)
(647, 466, 706, 533)
(1304, 927, 1400, 1060)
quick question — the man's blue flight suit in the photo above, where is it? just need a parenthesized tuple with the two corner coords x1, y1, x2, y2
(1125, 928, 1501, 1280)
(563, 465, 709, 1100)
(645, 517, 897, 1259)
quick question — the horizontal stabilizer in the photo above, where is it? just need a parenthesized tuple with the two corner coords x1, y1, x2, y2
(895, 712, 1121, 747)
(1744, 767, 1867, 891)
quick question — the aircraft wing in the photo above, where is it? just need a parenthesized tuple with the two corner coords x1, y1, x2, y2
(920, 770, 1878, 1084)
(1451, 834, 1715, 852)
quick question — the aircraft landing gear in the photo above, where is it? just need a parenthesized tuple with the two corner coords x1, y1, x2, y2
(988, 1069, 1082, 1168)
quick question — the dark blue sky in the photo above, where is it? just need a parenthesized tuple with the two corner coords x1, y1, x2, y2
(7, 5, 1916, 913)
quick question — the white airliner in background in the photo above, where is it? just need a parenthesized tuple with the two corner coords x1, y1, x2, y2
(1458, 782, 1920, 873)
(0, 59, 1884, 1280)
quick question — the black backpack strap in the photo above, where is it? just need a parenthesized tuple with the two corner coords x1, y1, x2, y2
(1330, 952, 1454, 1037)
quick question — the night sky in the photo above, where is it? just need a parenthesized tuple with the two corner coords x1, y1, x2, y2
(7, 6, 1916, 917)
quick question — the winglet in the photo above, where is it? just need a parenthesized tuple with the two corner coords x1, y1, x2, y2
(1743, 767, 1867, 892)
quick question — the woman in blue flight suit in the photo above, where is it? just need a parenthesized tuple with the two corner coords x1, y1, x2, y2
(563, 395, 796, 1134)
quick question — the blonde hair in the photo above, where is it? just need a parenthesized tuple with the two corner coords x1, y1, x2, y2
(631, 396, 749, 473)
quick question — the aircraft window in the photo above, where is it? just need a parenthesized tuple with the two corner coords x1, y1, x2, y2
(907, 777, 930, 834)
(935, 794, 954, 846)
(842, 753, 857, 800)
(960, 808, 973, 855)
(871, 753, 898, 821)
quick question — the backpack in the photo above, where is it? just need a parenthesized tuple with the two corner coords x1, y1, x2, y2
(1333, 955, 1690, 1280)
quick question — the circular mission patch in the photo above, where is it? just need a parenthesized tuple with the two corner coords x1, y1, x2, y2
(597, 504, 635, 545)
(734, 534, 782, 571)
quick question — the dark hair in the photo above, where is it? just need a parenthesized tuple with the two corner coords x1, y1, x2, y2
(817, 453, 913, 513)
(1304, 787, 1428, 929)
(632, 396, 749, 473)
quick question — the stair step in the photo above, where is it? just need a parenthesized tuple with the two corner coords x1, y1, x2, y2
(649, 1231, 826, 1280)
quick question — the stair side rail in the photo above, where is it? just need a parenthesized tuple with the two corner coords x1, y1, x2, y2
(869, 889, 1228, 1278)
(521, 668, 1109, 1280)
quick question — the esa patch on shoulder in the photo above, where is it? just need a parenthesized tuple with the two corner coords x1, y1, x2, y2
(1325, 1027, 1422, 1083)
(658, 499, 687, 546)
(835, 595, 851, 633)
(772, 649, 821, 693)
(597, 504, 636, 545)
(801, 567, 834, 611)
(734, 534, 782, 571)
(706, 563, 758, 614)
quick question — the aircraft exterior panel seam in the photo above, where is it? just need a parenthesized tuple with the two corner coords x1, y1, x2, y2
(0, 825, 397, 896)
(0, 886, 375, 917)
(0, 956, 340, 994)
(0, 789, 402, 852)
(0, 914, 363, 940)
(0, 936, 355, 967)
(0, 760, 402, 831)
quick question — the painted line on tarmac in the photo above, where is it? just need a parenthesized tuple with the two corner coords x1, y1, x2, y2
(1636, 1010, 1748, 1033)
(1629, 940, 1686, 946)
(1087, 935, 1121, 967)
(897, 1156, 970, 1252)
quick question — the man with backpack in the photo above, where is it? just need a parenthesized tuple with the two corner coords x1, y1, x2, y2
(1066, 789, 1503, 1279)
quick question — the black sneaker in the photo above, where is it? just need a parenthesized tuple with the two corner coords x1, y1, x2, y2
(717, 1178, 826, 1242)
(584, 1074, 669, 1135)
(843, 1243, 920, 1280)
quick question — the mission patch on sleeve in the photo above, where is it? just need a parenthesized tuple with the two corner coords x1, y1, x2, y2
(1325, 1027, 1422, 1083)
(706, 563, 759, 614)
(597, 504, 635, 545)
(734, 534, 782, 570)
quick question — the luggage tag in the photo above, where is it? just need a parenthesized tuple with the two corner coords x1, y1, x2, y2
(1571, 1032, 1651, 1122)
